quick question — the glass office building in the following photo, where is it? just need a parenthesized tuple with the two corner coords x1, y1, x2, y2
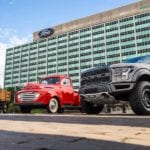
(4, 0, 150, 89)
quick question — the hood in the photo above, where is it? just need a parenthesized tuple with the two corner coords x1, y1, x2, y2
(81, 65, 110, 77)
(24, 82, 55, 90)
(24, 83, 41, 90)
(110, 63, 150, 69)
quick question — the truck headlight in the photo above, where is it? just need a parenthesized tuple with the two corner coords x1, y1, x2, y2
(18, 93, 23, 99)
(112, 67, 133, 82)
(34, 92, 40, 98)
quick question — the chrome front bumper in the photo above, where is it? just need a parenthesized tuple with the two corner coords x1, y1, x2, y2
(80, 92, 118, 104)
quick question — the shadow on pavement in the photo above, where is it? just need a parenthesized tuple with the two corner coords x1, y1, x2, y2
(0, 114, 150, 128)
(0, 130, 149, 150)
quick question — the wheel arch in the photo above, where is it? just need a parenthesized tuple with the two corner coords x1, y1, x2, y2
(133, 69, 150, 82)
(136, 74, 150, 83)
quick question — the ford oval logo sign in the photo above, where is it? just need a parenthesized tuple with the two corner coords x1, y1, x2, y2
(39, 28, 54, 38)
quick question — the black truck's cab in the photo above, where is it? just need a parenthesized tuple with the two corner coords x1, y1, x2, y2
(79, 55, 150, 115)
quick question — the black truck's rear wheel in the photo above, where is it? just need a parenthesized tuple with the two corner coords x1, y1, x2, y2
(129, 81, 150, 115)
(20, 106, 31, 113)
(57, 108, 64, 113)
(81, 99, 104, 114)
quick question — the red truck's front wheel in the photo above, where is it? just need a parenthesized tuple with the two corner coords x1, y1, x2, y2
(20, 106, 31, 113)
(47, 98, 59, 113)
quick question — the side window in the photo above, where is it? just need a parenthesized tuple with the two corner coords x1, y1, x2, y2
(61, 78, 71, 86)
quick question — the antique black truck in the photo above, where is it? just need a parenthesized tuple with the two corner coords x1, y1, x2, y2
(79, 55, 150, 115)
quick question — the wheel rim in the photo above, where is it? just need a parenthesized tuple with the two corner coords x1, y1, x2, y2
(49, 98, 58, 113)
(142, 89, 150, 108)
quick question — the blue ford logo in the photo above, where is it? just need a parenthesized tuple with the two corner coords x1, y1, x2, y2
(39, 28, 54, 38)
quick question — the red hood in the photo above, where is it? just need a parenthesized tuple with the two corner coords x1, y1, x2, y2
(24, 82, 56, 90)
(24, 83, 41, 90)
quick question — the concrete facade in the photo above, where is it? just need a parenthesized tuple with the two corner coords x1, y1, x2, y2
(33, 0, 150, 41)
(4, 0, 150, 89)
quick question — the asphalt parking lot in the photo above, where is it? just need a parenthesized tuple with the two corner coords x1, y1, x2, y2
(0, 112, 150, 150)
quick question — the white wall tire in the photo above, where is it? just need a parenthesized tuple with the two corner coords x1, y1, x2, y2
(47, 98, 59, 113)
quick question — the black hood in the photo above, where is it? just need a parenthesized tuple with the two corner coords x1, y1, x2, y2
(81, 65, 110, 77)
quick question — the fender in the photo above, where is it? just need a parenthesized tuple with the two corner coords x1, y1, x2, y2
(132, 68, 150, 82)
(47, 89, 63, 107)
(74, 92, 80, 105)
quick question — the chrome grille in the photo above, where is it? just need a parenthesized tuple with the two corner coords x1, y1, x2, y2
(20, 92, 38, 101)
(81, 73, 111, 86)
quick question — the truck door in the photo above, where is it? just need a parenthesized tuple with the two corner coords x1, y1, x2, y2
(61, 78, 74, 104)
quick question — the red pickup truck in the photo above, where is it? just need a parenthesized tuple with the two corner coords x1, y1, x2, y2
(15, 75, 80, 113)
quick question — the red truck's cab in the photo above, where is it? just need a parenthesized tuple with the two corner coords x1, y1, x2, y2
(15, 75, 80, 113)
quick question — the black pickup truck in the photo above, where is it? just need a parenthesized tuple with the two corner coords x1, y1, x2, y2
(79, 55, 150, 115)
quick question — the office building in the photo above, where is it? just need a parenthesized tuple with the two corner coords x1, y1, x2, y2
(4, 0, 150, 89)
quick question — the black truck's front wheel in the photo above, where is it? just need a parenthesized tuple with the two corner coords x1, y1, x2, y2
(129, 81, 150, 115)
(81, 99, 104, 114)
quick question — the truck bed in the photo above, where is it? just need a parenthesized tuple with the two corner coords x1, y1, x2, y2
(0, 89, 11, 102)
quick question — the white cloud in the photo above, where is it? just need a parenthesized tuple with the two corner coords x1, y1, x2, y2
(9, 35, 31, 46)
(0, 28, 15, 38)
(0, 28, 32, 87)
(0, 43, 7, 88)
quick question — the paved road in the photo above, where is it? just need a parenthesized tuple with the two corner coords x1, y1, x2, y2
(0, 113, 150, 150)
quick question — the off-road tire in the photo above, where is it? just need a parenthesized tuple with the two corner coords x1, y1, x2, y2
(58, 108, 64, 113)
(81, 99, 104, 114)
(129, 81, 150, 115)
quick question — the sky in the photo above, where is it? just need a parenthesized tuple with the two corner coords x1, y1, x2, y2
(0, 0, 139, 87)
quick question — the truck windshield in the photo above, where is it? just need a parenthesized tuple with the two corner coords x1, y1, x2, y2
(124, 55, 150, 64)
(40, 77, 60, 85)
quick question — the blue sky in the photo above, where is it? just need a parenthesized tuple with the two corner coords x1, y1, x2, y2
(0, 0, 139, 86)
(1, 0, 139, 37)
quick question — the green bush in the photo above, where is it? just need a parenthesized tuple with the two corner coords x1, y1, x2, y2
(7, 102, 20, 113)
